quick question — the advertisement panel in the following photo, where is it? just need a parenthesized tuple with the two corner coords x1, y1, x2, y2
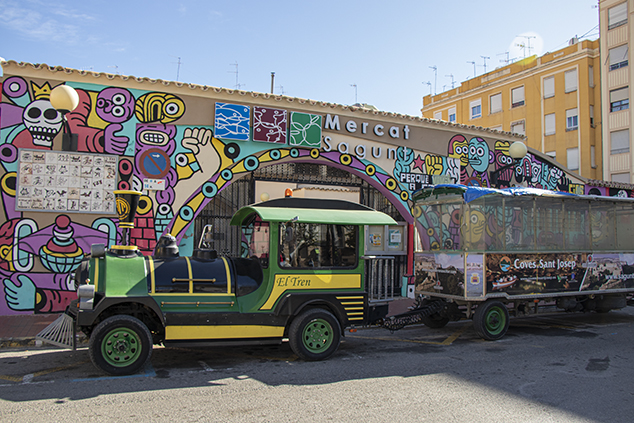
(414, 252, 465, 296)
(486, 253, 634, 295)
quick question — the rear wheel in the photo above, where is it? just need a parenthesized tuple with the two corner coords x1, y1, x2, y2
(473, 300, 509, 341)
(89, 315, 152, 376)
(289, 309, 341, 361)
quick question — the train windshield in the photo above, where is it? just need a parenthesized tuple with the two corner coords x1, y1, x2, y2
(241, 214, 270, 267)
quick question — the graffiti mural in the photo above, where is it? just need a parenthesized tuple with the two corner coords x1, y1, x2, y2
(0, 61, 627, 315)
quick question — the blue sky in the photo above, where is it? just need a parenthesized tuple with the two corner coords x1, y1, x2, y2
(1, 0, 599, 116)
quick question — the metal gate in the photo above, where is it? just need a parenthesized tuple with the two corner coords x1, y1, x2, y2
(193, 176, 253, 256)
(192, 163, 407, 298)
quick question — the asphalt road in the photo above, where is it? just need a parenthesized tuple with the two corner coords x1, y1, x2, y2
(2, 308, 634, 422)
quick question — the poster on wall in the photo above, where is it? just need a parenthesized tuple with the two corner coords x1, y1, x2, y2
(16, 149, 118, 214)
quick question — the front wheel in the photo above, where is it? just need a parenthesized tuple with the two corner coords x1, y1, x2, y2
(88, 315, 153, 376)
(289, 309, 341, 361)
(473, 300, 509, 341)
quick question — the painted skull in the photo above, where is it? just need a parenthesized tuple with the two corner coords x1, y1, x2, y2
(23, 100, 63, 147)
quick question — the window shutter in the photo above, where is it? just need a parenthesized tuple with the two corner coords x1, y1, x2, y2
(544, 113, 556, 135)
(490, 93, 502, 113)
(543, 77, 555, 98)
(565, 69, 577, 92)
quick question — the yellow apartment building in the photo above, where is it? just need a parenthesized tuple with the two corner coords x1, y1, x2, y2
(422, 39, 602, 181)
(600, 0, 633, 183)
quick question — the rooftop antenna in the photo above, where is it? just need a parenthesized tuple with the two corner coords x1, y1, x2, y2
(429, 66, 437, 95)
(445, 74, 455, 89)
(424, 81, 432, 95)
(108, 65, 120, 75)
(519, 35, 536, 57)
(171, 56, 182, 81)
(480, 56, 490, 74)
(467, 61, 476, 78)
(350, 83, 358, 104)
(229, 61, 244, 89)
(498, 51, 510, 65)
(276, 85, 285, 95)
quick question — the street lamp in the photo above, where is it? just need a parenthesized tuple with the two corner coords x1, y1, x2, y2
(490, 141, 528, 187)
(50, 85, 80, 151)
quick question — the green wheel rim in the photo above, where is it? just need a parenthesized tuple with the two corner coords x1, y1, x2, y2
(484, 306, 506, 336)
(302, 318, 334, 353)
(101, 327, 143, 367)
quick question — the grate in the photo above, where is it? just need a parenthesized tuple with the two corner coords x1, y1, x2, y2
(36, 313, 76, 350)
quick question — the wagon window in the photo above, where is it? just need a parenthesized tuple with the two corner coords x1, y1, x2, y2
(536, 198, 564, 251)
(616, 202, 634, 250)
(279, 222, 357, 268)
(415, 202, 462, 251)
(564, 199, 590, 250)
(504, 196, 535, 251)
(591, 202, 616, 250)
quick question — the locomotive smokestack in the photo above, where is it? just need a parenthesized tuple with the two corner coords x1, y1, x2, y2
(113, 190, 143, 253)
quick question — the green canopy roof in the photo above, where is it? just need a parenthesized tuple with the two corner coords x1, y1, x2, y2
(230, 206, 397, 226)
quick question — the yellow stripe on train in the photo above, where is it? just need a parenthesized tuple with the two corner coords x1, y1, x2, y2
(260, 274, 362, 310)
(165, 325, 285, 340)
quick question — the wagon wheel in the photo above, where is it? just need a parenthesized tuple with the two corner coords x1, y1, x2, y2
(289, 309, 341, 361)
(88, 315, 153, 376)
(473, 300, 509, 341)
(420, 299, 449, 329)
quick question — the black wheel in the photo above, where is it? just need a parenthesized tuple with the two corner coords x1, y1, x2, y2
(88, 315, 153, 376)
(420, 299, 449, 328)
(289, 309, 341, 361)
(422, 313, 450, 329)
(473, 300, 509, 341)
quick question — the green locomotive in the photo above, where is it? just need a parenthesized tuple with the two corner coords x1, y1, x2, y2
(38, 190, 396, 375)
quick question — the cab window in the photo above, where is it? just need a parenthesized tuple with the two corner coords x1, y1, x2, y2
(279, 222, 357, 268)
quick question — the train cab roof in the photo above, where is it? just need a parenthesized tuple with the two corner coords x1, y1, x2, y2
(230, 197, 397, 226)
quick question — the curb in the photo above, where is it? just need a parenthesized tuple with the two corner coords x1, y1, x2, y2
(0, 336, 88, 350)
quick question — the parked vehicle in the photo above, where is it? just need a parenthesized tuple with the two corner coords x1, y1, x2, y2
(38, 190, 396, 375)
(411, 184, 634, 340)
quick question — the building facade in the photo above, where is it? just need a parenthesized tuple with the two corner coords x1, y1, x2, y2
(600, 0, 633, 183)
(0, 60, 620, 317)
(422, 39, 602, 181)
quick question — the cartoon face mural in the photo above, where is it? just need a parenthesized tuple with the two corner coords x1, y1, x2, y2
(96, 87, 135, 123)
(135, 92, 185, 124)
(448, 134, 469, 167)
(468, 137, 490, 173)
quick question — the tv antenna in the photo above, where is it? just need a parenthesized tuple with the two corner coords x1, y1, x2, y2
(467, 61, 476, 78)
(108, 65, 120, 75)
(350, 83, 358, 104)
(229, 61, 244, 89)
(445, 74, 455, 89)
(423, 81, 432, 95)
(480, 56, 490, 74)
(429, 66, 437, 95)
(519, 35, 536, 57)
(498, 51, 510, 65)
(171, 56, 182, 81)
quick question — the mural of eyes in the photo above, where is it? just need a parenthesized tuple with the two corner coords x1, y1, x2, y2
(496, 153, 513, 167)
(96, 88, 135, 123)
(448, 135, 469, 166)
(135, 92, 185, 124)
(468, 137, 490, 173)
